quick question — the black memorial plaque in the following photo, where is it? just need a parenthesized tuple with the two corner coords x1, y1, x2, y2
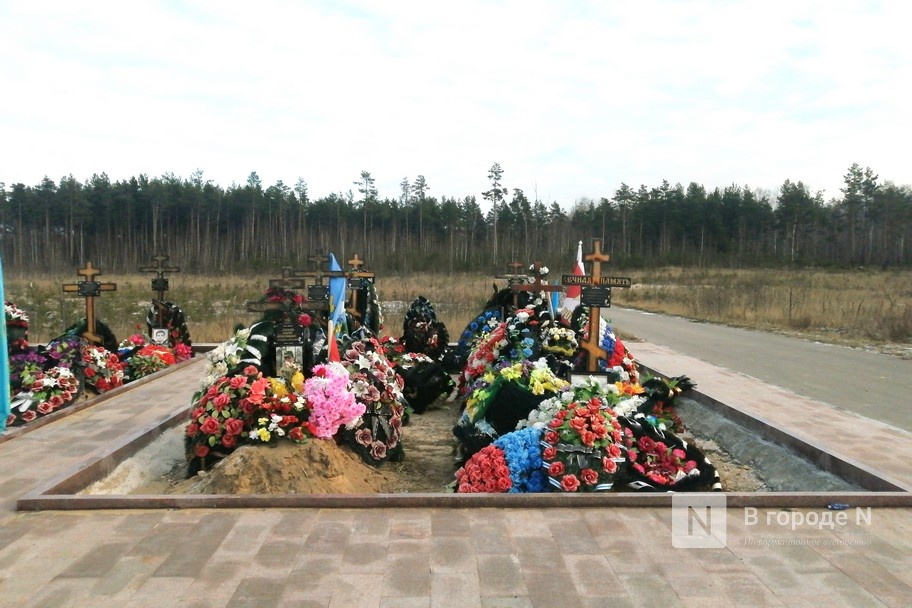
(78, 281, 102, 297)
(581, 286, 611, 308)
(308, 284, 329, 300)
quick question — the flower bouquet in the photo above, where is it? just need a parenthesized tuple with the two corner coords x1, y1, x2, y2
(5, 301, 29, 354)
(186, 365, 273, 464)
(185, 361, 362, 473)
(81, 344, 125, 393)
(539, 324, 578, 358)
(540, 395, 626, 492)
(8, 349, 48, 393)
(7, 365, 82, 427)
(44, 334, 85, 370)
(619, 414, 718, 491)
(186, 366, 284, 455)
(338, 335, 407, 465)
(402, 296, 449, 360)
(455, 426, 550, 493)
(247, 374, 314, 444)
(126, 344, 177, 381)
(631, 375, 697, 433)
(447, 308, 502, 372)
(303, 362, 364, 439)
(455, 443, 514, 492)
(379, 335, 454, 415)
(456, 315, 509, 396)
(518, 375, 643, 430)
(198, 323, 270, 390)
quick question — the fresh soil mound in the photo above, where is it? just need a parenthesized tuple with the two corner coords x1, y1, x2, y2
(178, 439, 397, 495)
(90, 396, 767, 496)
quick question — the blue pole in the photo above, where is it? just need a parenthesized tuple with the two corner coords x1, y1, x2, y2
(0, 254, 9, 431)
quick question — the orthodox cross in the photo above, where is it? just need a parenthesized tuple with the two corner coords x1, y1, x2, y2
(343, 254, 375, 319)
(296, 252, 330, 300)
(61, 261, 117, 344)
(139, 254, 181, 327)
(496, 261, 526, 285)
(560, 239, 631, 372)
(495, 261, 531, 310)
(314, 254, 376, 322)
(268, 266, 306, 291)
(139, 254, 181, 301)
(248, 264, 328, 317)
(510, 261, 562, 318)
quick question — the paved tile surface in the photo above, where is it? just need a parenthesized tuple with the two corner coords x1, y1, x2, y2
(0, 353, 910, 607)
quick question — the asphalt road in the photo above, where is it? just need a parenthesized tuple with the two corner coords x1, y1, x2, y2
(606, 306, 912, 433)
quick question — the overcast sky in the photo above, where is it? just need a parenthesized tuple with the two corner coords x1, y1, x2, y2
(2, 1, 909, 208)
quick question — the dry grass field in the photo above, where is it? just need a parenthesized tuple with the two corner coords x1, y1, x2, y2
(5, 268, 911, 351)
(623, 267, 912, 348)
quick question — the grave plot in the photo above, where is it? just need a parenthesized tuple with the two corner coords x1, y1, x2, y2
(19, 369, 910, 510)
(4, 259, 195, 435)
(15, 243, 912, 509)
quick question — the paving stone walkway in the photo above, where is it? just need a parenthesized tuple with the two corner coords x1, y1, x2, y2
(0, 352, 910, 607)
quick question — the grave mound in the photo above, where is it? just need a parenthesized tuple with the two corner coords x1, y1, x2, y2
(176, 438, 396, 495)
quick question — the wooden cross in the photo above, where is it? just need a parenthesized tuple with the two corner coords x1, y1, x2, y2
(496, 261, 527, 285)
(347, 254, 365, 271)
(345, 254, 375, 319)
(560, 239, 632, 372)
(295, 253, 330, 300)
(561, 239, 612, 372)
(139, 254, 181, 301)
(61, 261, 117, 344)
(248, 266, 309, 317)
(495, 261, 532, 310)
(139, 254, 181, 329)
(510, 262, 562, 318)
(308, 251, 326, 267)
(247, 298, 328, 316)
(581, 240, 611, 372)
(268, 266, 306, 290)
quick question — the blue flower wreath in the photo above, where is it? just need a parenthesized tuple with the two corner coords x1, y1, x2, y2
(493, 426, 548, 493)
(454, 309, 503, 365)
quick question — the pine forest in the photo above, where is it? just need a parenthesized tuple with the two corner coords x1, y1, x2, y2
(1, 163, 909, 274)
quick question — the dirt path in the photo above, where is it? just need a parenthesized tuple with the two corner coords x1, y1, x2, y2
(386, 397, 461, 492)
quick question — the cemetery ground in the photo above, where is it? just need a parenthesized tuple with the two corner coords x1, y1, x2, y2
(83, 390, 767, 496)
(7, 266, 912, 358)
(7, 263, 910, 494)
(4, 264, 912, 606)
(5, 342, 912, 606)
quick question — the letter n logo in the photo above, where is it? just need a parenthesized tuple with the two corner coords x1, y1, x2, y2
(672, 494, 727, 548)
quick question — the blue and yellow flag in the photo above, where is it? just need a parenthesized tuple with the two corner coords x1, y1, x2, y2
(326, 253, 347, 362)
(328, 253, 346, 328)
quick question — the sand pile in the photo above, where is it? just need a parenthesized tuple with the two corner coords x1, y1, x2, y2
(177, 439, 396, 494)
